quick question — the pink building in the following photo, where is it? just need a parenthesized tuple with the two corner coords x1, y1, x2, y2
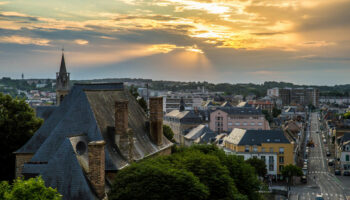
(209, 107, 270, 133)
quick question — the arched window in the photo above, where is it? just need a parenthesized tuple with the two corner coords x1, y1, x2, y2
(346, 155, 350, 162)
(60, 95, 64, 102)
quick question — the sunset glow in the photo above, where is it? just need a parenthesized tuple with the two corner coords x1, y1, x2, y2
(0, 0, 349, 84)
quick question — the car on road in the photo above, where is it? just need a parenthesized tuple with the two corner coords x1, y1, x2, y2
(343, 171, 350, 176)
(315, 194, 324, 200)
(335, 170, 341, 175)
(323, 139, 327, 144)
(326, 151, 331, 157)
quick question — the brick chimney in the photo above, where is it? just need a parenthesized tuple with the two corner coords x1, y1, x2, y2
(149, 97, 163, 145)
(115, 100, 128, 145)
(115, 100, 133, 162)
(88, 141, 105, 199)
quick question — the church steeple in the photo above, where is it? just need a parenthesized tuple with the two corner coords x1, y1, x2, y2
(56, 49, 70, 105)
(59, 51, 67, 74)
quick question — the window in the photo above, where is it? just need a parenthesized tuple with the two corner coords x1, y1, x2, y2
(270, 147, 274, 152)
(279, 156, 284, 164)
(279, 165, 284, 172)
(269, 156, 274, 171)
(346, 155, 350, 162)
(261, 156, 266, 161)
(235, 122, 240, 126)
(253, 145, 258, 152)
(279, 147, 284, 154)
(251, 122, 255, 126)
(245, 145, 250, 152)
(261, 147, 265, 152)
(258, 122, 263, 126)
(228, 122, 232, 126)
(243, 122, 248, 126)
(253, 156, 257, 159)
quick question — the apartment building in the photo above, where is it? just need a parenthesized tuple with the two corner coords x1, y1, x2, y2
(209, 107, 270, 133)
(224, 128, 294, 177)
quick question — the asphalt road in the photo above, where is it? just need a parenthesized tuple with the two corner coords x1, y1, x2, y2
(289, 112, 350, 200)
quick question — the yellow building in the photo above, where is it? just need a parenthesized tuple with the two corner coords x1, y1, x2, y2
(224, 128, 294, 176)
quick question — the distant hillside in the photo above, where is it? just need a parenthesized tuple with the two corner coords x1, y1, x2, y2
(2, 77, 350, 98)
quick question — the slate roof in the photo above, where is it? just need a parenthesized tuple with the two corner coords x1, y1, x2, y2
(185, 124, 214, 140)
(34, 106, 57, 120)
(211, 106, 262, 115)
(220, 101, 233, 108)
(194, 130, 217, 144)
(59, 53, 67, 74)
(341, 133, 350, 143)
(16, 82, 173, 200)
(238, 130, 290, 146)
(165, 110, 203, 124)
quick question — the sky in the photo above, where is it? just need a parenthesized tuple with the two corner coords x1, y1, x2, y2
(0, 0, 349, 85)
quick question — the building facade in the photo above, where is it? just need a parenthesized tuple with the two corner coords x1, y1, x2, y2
(224, 128, 294, 176)
(277, 88, 319, 107)
(209, 107, 270, 133)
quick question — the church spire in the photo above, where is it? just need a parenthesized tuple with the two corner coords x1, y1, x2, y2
(56, 48, 70, 105)
(179, 97, 185, 112)
(59, 48, 67, 74)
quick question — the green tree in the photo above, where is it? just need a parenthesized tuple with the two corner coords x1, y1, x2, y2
(0, 93, 43, 181)
(246, 157, 267, 178)
(262, 110, 272, 123)
(109, 161, 209, 200)
(281, 164, 303, 185)
(171, 150, 245, 200)
(272, 107, 281, 118)
(109, 145, 264, 200)
(163, 125, 175, 143)
(0, 177, 62, 200)
(137, 97, 148, 113)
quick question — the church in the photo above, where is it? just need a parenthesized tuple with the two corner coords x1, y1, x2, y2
(14, 52, 173, 199)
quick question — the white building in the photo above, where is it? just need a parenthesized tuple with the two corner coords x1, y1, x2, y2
(267, 87, 279, 97)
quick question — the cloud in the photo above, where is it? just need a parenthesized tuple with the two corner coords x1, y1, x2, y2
(74, 39, 89, 45)
(0, 35, 50, 46)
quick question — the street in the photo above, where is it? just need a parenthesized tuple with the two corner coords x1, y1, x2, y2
(289, 112, 350, 200)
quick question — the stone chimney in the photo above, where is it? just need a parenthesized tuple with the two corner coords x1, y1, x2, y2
(115, 100, 128, 145)
(149, 97, 163, 145)
(88, 141, 105, 199)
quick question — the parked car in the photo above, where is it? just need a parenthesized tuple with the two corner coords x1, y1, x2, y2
(301, 176, 307, 183)
(335, 170, 341, 175)
(343, 171, 350, 176)
(326, 151, 331, 157)
(323, 139, 327, 144)
(328, 159, 334, 166)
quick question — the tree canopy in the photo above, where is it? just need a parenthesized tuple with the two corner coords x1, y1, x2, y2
(0, 93, 43, 181)
(246, 157, 267, 178)
(281, 164, 303, 184)
(0, 177, 62, 200)
(109, 145, 263, 200)
(163, 125, 175, 143)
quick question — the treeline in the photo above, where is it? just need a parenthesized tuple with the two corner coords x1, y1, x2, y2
(151, 81, 350, 97)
